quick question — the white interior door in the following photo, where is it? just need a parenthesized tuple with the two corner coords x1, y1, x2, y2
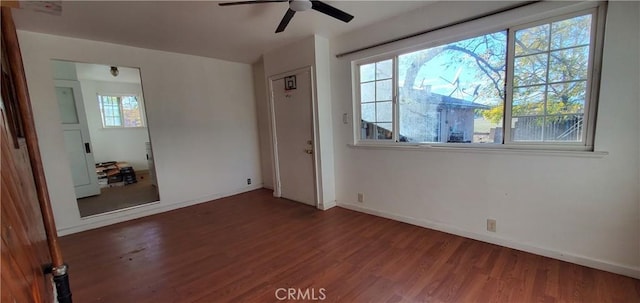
(55, 80, 100, 198)
(271, 68, 316, 206)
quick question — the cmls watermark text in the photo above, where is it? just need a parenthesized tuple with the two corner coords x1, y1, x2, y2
(275, 288, 326, 301)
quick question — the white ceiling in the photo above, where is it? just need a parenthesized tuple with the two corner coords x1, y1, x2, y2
(75, 62, 142, 84)
(13, 1, 434, 64)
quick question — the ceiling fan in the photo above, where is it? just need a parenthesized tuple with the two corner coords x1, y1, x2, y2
(218, 0, 354, 33)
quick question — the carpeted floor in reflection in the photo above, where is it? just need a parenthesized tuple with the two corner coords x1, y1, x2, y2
(77, 172, 159, 217)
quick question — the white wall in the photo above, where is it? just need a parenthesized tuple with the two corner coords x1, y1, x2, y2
(78, 80, 150, 170)
(51, 60, 77, 80)
(329, 1, 640, 278)
(263, 36, 316, 79)
(252, 58, 273, 189)
(262, 35, 336, 209)
(18, 31, 262, 235)
(637, 3, 640, 266)
(313, 36, 336, 206)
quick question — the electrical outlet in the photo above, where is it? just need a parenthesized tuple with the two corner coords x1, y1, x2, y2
(487, 219, 497, 232)
(357, 193, 364, 203)
(247, 178, 252, 185)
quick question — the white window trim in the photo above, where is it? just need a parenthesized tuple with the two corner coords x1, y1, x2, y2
(97, 93, 146, 129)
(354, 55, 397, 143)
(504, 8, 601, 148)
(351, 1, 607, 153)
(347, 142, 609, 158)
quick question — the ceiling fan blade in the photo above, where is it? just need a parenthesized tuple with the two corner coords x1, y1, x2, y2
(218, 0, 286, 7)
(275, 9, 296, 33)
(311, 1, 354, 23)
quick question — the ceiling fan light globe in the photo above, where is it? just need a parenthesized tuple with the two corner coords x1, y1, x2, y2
(290, 0, 312, 12)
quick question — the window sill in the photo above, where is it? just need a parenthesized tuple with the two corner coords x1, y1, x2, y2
(101, 127, 147, 130)
(347, 143, 609, 158)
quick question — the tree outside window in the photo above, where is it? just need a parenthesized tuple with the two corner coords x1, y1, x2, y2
(357, 10, 597, 147)
(98, 95, 144, 128)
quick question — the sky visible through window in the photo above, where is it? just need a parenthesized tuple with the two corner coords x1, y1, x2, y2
(398, 32, 506, 107)
(360, 13, 592, 143)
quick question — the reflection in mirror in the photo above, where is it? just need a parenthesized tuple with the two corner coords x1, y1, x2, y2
(51, 60, 159, 217)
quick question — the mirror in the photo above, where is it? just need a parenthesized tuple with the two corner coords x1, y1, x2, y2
(51, 60, 159, 217)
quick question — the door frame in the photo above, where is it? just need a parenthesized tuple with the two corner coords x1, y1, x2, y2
(55, 79, 100, 198)
(268, 66, 321, 208)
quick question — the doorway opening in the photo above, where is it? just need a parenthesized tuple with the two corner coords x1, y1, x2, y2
(269, 67, 317, 207)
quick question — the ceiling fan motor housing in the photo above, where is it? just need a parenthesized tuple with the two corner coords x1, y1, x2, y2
(218, 0, 354, 33)
(290, 0, 312, 12)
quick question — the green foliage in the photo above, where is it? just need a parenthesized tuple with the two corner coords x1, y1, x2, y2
(404, 13, 592, 126)
(482, 106, 504, 124)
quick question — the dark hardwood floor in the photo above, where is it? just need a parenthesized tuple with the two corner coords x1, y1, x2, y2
(60, 189, 640, 302)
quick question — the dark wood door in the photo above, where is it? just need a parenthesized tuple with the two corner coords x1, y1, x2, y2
(1, 10, 54, 303)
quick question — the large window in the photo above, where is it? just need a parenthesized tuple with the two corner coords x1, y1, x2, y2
(355, 4, 603, 150)
(98, 95, 144, 128)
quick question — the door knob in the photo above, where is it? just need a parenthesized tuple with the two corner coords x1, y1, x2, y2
(304, 149, 313, 154)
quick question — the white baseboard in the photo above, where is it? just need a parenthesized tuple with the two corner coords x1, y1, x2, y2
(318, 200, 337, 210)
(57, 184, 264, 236)
(337, 202, 640, 279)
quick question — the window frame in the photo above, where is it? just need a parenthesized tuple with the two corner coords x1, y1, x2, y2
(352, 1, 606, 152)
(504, 8, 599, 148)
(354, 55, 398, 143)
(97, 93, 146, 129)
